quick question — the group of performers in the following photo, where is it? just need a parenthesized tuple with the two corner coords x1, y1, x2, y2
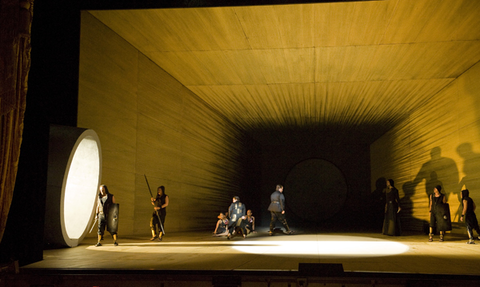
(213, 184, 293, 239)
(382, 178, 480, 244)
(93, 181, 480, 245)
(92, 183, 295, 246)
(93, 184, 169, 246)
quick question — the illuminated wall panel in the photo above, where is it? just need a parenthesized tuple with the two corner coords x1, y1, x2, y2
(371, 62, 480, 231)
(78, 12, 245, 236)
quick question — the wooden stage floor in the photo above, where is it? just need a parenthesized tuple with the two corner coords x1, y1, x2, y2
(2, 228, 478, 286)
(22, 227, 480, 276)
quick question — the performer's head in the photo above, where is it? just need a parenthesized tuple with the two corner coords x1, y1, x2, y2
(157, 186, 165, 195)
(462, 189, 470, 199)
(233, 196, 240, 202)
(387, 179, 394, 187)
(276, 184, 283, 192)
(434, 185, 442, 193)
(247, 210, 252, 216)
(99, 184, 109, 196)
(218, 212, 226, 219)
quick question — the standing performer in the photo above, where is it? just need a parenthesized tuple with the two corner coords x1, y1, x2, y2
(95, 184, 118, 246)
(382, 179, 402, 236)
(428, 185, 448, 242)
(150, 186, 169, 241)
(268, 184, 293, 235)
(460, 189, 480, 244)
(227, 196, 247, 239)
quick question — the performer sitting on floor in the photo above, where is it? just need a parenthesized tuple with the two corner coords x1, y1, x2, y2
(245, 209, 256, 234)
(213, 212, 229, 236)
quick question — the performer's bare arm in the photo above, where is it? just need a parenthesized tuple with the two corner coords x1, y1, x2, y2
(162, 195, 169, 209)
(461, 199, 468, 222)
(213, 220, 220, 233)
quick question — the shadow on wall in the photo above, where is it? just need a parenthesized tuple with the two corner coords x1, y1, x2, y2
(400, 181, 429, 233)
(399, 147, 459, 232)
(374, 144, 480, 233)
(413, 147, 460, 209)
(457, 142, 480, 214)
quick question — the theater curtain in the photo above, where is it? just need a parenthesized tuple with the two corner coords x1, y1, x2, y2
(0, 0, 33, 243)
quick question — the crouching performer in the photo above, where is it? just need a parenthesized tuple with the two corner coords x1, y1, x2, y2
(227, 196, 247, 239)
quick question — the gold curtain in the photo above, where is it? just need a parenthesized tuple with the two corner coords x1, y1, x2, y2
(0, 0, 33, 243)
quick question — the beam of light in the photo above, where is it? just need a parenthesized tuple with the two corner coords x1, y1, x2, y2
(85, 235, 409, 258)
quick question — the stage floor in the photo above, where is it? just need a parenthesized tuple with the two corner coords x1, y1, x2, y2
(22, 228, 480, 276)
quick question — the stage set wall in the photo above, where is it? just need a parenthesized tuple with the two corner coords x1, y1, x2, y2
(78, 11, 377, 236)
(78, 12, 256, 237)
(371, 61, 480, 233)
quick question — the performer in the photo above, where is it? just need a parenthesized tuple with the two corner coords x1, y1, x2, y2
(213, 212, 229, 236)
(460, 189, 480, 244)
(246, 210, 256, 234)
(268, 184, 293, 235)
(382, 179, 402, 236)
(227, 196, 247, 239)
(428, 185, 448, 242)
(150, 186, 169, 241)
(95, 184, 118, 246)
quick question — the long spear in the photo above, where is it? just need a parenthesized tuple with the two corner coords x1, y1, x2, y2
(144, 174, 165, 235)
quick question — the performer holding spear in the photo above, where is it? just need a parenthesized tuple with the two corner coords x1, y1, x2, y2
(145, 175, 168, 241)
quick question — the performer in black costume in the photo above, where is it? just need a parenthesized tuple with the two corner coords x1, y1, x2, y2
(95, 184, 118, 246)
(227, 196, 247, 239)
(245, 210, 256, 234)
(213, 212, 229, 236)
(429, 185, 448, 242)
(382, 179, 402, 236)
(150, 186, 169, 241)
(268, 184, 293, 235)
(460, 189, 480, 244)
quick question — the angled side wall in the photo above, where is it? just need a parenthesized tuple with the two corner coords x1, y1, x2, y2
(371, 61, 480, 232)
(78, 12, 246, 236)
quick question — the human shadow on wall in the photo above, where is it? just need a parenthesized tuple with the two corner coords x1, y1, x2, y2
(457, 142, 480, 219)
(410, 147, 459, 230)
(401, 181, 430, 234)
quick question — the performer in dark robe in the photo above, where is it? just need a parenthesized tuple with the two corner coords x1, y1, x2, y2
(150, 186, 169, 241)
(460, 189, 480, 244)
(382, 179, 402, 236)
(268, 184, 293, 235)
(95, 184, 118, 246)
(429, 185, 449, 242)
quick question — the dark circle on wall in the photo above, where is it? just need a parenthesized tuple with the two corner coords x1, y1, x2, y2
(284, 158, 347, 222)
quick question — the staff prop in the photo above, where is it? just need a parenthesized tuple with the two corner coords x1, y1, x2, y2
(89, 216, 97, 233)
(144, 174, 165, 235)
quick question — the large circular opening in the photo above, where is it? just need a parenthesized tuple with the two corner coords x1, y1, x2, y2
(285, 158, 347, 222)
(63, 135, 101, 239)
(45, 126, 101, 247)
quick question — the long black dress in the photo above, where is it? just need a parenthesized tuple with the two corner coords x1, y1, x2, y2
(383, 187, 402, 236)
(430, 193, 450, 233)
